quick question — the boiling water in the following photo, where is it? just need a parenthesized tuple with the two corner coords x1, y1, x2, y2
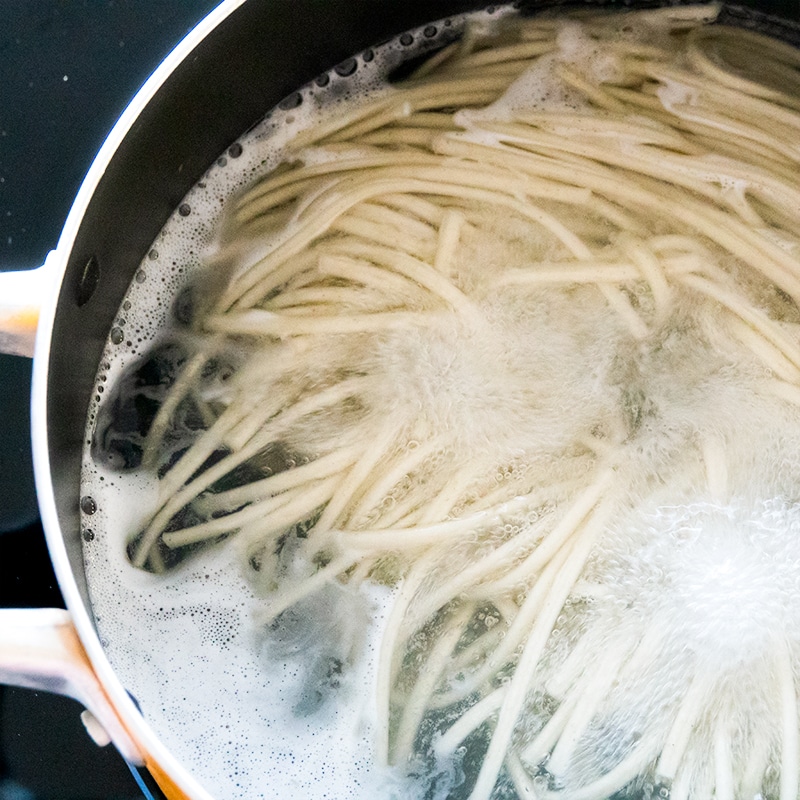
(80, 473, 399, 797)
(79, 5, 800, 800)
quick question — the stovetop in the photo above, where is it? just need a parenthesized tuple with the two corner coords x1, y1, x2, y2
(0, 3, 216, 798)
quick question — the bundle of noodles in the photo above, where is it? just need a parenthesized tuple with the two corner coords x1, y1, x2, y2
(105, 5, 800, 799)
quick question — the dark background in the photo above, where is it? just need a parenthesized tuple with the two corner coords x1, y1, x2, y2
(0, 3, 215, 798)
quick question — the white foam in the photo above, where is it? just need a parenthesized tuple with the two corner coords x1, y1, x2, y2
(82, 472, 396, 798)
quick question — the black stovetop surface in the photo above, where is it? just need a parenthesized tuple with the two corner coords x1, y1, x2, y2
(0, 3, 215, 798)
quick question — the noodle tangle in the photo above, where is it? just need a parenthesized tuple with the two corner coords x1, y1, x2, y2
(99, 6, 800, 799)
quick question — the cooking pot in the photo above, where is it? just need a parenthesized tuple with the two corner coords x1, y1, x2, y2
(1, 1, 799, 798)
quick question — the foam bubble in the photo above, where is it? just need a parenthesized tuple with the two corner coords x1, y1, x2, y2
(81, 475, 397, 798)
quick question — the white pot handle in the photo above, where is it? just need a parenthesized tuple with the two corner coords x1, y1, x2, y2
(0, 607, 143, 763)
(0, 251, 59, 358)
(0, 251, 144, 765)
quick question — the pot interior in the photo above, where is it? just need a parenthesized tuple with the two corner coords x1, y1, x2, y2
(42, 1, 800, 799)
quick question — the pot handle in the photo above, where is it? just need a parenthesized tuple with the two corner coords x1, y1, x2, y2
(0, 258, 148, 767)
(0, 252, 58, 358)
(0, 607, 143, 763)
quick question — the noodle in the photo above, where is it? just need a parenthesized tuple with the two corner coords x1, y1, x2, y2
(89, 6, 800, 799)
